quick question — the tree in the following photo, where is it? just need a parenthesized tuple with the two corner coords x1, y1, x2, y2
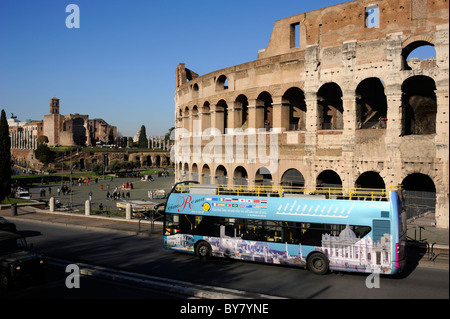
(37, 135, 49, 145)
(34, 144, 55, 164)
(138, 125, 148, 149)
(108, 129, 114, 145)
(0, 109, 11, 201)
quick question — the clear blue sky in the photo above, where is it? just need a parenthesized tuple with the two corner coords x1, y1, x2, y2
(0, 0, 435, 137)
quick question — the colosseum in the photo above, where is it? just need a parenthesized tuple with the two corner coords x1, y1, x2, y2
(173, 0, 449, 228)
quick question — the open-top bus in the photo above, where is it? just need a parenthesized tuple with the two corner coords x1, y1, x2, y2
(163, 181, 407, 275)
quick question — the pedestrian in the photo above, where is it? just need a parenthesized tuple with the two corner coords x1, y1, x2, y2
(57, 187, 60, 196)
(89, 191, 92, 201)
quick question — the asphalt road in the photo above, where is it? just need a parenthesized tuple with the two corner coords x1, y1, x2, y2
(3, 219, 448, 300)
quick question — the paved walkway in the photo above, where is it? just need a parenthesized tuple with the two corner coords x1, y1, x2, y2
(26, 174, 174, 214)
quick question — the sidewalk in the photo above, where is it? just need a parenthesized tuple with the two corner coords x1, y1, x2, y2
(3, 205, 162, 237)
(1, 204, 447, 270)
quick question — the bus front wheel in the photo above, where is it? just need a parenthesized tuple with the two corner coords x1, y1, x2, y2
(195, 241, 212, 260)
(307, 253, 329, 275)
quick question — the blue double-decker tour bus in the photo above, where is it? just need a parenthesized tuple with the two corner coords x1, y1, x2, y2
(163, 181, 406, 275)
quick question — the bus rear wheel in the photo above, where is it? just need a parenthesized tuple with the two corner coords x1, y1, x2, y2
(195, 241, 212, 260)
(307, 253, 329, 275)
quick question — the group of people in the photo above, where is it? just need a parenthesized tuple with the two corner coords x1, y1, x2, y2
(106, 186, 131, 201)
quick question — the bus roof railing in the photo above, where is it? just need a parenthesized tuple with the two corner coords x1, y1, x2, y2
(172, 183, 401, 201)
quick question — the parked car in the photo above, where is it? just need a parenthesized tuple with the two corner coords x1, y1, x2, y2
(15, 189, 31, 200)
(0, 231, 47, 290)
(0, 217, 16, 233)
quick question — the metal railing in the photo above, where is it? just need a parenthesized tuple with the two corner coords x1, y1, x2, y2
(173, 184, 400, 201)
(429, 242, 449, 261)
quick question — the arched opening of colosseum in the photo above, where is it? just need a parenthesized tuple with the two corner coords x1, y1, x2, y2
(72, 117, 87, 146)
(233, 166, 248, 186)
(202, 164, 211, 184)
(183, 107, 190, 131)
(215, 165, 228, 185)
(257, 91, 273, 130)
(280, 168, 305, 188)
(401, 75, 437, 136)
(255, 167, 272, 186)
(192, 105, 198, 116)
(282, 87, 306, 131)
(191, 163, 198, 182)
(178, 162, 183, 181)
(216, 99, 228, 134)
(216, 75, 228, 90)
(316, 170, 342, 189)
(235, 94, 249, 129)
(401, 173, 436, 220)
(202, 102, 211, 132)
(183, 163, 189, 181)
(317, 83, 343, 130)
(355, 171, 385, 190)
(355, 78, 387, 129)
(402, 41, 436, 71)
(191, 105, 200, 135)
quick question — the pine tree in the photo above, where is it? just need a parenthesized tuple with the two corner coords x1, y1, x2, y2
(138, 125, 148, 149)
(0, 109, 11, 201)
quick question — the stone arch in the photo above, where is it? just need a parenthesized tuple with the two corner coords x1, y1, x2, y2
(257, 91, 273, 129)
(235, 94, 249, 128)
(233, 166, 248, 186)
(202, 164, 211, 184)
(402, 173, 436, 219)
(215, 164, 228, 185)
(216, 74, 229, 91)
(280, 168, 305, 187)
(402, 39, 436, 70)
(154, 155, 161, 167)
(216, 99, 228, 134)
(183, 163, 189, 181)
(255, 167, 272, 186)
(401, 75, 437, 135)
(282, 87, 307, 130)
(355, 171, 386, 189)
(191, 163, 199, 182)
(145, 155, 152, 167)
(355, 78, 388, 129)
(317, 82, 343, 130)
(316, 169, 342, 188)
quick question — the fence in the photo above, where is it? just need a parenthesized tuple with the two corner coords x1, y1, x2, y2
(402, 190, 436, 220)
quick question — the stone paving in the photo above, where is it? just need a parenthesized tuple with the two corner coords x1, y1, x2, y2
(26, 174, 175, 214)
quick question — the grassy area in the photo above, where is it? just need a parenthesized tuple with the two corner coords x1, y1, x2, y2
(0, 198, 28, 204)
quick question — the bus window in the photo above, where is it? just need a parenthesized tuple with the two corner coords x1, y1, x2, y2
(264, 221, 284, 243)
(300, 223, 325, 246)
(164, 214, 180, 235)
(194, 216, 217, 236)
